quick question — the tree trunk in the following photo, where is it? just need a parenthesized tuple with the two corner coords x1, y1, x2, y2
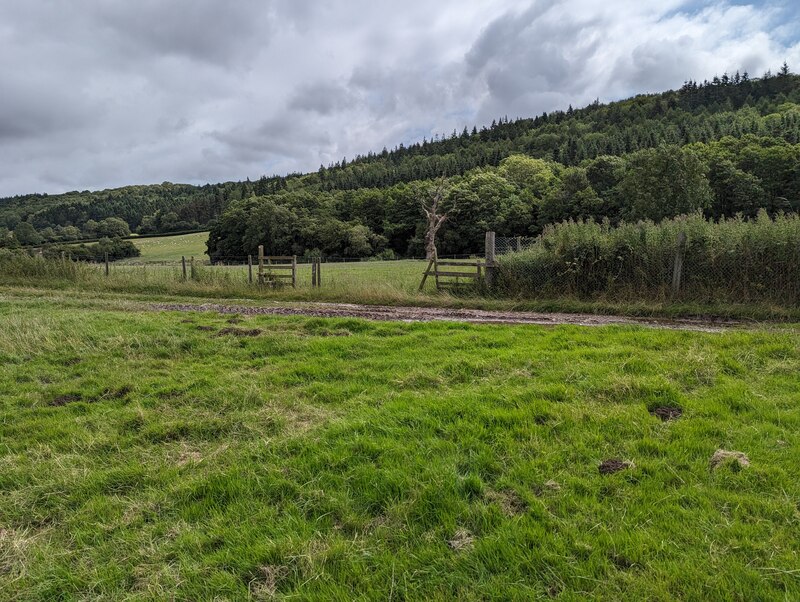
(425, 227, 436, 260)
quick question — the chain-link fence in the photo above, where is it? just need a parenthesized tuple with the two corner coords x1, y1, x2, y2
(495, 236, 538, 256)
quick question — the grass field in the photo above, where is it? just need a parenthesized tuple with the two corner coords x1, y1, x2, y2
(125, 232, 209, 263)
(0, 291, 798, 600)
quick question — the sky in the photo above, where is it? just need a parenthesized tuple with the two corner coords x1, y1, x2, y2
(0, 0, 798, 197)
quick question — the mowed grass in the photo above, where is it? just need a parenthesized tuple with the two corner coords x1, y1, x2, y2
(124, 232, 209, 263)
(0, 296, 798, 600)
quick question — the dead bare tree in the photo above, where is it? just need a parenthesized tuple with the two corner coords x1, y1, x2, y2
(420, 180, 449, 260)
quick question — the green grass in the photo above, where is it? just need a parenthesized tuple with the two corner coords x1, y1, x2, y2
(124, 231, 210, 263)
(0, 292, 798, 600)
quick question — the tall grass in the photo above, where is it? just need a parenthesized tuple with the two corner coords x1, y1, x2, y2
(495, 212, 800, 304)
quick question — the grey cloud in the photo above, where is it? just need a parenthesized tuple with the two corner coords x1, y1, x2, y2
(213, 117, 334, 162)
(0, 0, 797, 196)
(289, 81, 358, 115)
(466, 0, 558, 73)
(94, 0, 273, 66)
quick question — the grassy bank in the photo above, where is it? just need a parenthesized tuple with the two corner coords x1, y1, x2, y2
(0, 297, 798, 599)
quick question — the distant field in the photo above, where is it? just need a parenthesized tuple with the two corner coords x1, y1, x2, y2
(0, 293, 797, 599)
(125, 231, 209, 262)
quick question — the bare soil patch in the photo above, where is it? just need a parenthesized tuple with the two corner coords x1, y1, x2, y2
(100, 386, 132, 400)
(599, 459, 634, 475)
(650, 406, 683, 421)
(50, 393, 82, 406)
(217, 327, 262, 337)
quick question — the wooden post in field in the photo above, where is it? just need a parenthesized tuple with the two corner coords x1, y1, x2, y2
(181, 256, 187, 280)
(258, 245, 265, 285)
(291, 255, 297, 288)
(190, 256, 196, 280)
(485, 231, 496, 288)
(419, 257, 434, 291)
(516, 236, 522, 252)
(312, 259, 317, 287)
(317, 258, 321, 287)
(672, 231, 687, 296)
(248, 255, 253, 284)
(104, 252, 109, 277)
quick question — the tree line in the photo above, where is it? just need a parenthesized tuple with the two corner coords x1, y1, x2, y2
(2, 67, 798, 255)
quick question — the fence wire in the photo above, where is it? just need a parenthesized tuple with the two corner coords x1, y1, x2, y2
(34, 253, 486, 294)
(495, 236, 538, 256)
(493, 233, 800, 304)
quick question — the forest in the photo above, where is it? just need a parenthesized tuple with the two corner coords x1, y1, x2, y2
(2, 67, 799, 259)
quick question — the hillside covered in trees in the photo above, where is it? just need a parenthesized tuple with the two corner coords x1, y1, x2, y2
(3, 66, 800, 258)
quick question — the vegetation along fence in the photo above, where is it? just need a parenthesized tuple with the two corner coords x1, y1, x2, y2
(491, 212, 800, 304)
(1, 212, 797, 306)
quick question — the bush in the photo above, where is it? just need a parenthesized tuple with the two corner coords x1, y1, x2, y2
(494, 212, 800, 304)
(43, 238, 141, 262)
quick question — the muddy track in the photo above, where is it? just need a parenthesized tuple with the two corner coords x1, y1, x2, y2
(151, 301, 740, 331)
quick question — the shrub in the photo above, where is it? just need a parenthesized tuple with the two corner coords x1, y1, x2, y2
(43, 238, 141, 262)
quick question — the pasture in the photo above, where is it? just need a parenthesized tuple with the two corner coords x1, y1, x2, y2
(124, 231, 210, 263)
(0, 291, 798, 600)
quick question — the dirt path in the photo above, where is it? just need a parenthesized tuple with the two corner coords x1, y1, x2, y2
(151, 301, 739, 331)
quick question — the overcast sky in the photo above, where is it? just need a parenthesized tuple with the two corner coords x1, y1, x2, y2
(1, 0, 798, 197)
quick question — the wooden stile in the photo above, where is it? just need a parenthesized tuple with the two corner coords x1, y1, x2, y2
(419, 253, 485, 292)
(256, 245, 296, 287)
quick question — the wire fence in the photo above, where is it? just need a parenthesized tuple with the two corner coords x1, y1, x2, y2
(495, 236, 538, 256)
(14, 253, 485, 295)
(493, 231, 800, 304)
(4, 221, 798, 305)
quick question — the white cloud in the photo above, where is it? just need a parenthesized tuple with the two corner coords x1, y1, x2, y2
(0, 0, 797, 196)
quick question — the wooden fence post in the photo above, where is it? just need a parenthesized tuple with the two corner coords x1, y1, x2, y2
(181, 256, 187, 280)
(312, 259, 317, 288)
(291, 255, 297, 288)
(317, 258, 321, 287)
(672, 231, 687, 295)
(258, 245, 264, 285)
(190, 256, 196, 280)
(248, 255, 253, 284)
(485, 231, 496, 287)
(516, 236, 522, 252)
(105, 252, 109, 277)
